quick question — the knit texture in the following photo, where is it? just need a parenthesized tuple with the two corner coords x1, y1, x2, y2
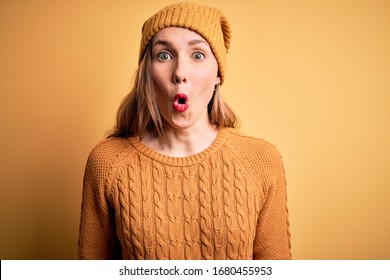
(78, 128, 291, 260)
(139, 2, 231, 84)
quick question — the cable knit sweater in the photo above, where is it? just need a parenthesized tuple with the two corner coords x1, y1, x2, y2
(78, 128, 291, 260)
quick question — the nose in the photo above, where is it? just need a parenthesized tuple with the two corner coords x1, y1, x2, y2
(172, 57, 188, 84)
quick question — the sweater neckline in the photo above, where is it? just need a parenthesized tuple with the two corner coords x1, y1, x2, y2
(128, 128, 230, 166)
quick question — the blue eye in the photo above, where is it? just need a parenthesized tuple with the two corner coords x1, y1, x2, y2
(157, 52, 172, 61)
(193, 52, 205, 60)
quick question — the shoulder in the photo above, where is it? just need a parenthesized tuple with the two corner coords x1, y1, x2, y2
(225, 129, 283, 165)
(84, 137, 134, 185)
(223, 129, 286, 188)
(87, 137, 132, 166)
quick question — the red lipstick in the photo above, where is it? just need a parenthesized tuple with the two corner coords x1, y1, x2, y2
(173, 93, 189, 112)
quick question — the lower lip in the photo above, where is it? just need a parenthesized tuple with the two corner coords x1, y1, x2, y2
(173, 93, 189, 112)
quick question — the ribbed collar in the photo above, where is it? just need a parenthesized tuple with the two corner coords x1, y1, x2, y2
(128, 128, 230, 167)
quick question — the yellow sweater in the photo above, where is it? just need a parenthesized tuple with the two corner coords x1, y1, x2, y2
(78, 128, 291, 259)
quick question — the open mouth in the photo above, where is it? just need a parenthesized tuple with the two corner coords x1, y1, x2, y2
(173, 93, 189, 112)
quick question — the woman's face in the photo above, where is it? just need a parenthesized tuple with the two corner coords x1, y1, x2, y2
(151, 27, 220, 131)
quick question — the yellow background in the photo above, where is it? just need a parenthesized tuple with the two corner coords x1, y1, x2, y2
(1, 0, 389, 259)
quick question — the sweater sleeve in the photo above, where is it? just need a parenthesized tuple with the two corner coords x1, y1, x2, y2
(252, 143, 292, 260)
(78, 142, 122, 259)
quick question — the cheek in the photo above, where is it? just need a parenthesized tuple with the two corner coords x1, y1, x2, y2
(152, 64, 169, 90)
(195, 61, 219, 85)
(195, 68, 218, 93)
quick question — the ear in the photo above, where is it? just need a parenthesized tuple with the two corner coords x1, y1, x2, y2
(215, 76, 221, 85)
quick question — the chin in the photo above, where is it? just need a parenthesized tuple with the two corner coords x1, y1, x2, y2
(164, 117, 196, 130)
(170, 121, 194, 130)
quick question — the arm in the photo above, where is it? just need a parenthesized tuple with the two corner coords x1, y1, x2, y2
(78, 146, 122, 259)
(252, 145, 292, 260)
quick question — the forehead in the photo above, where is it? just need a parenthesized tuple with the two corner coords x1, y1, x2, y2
(153, 27, 209, 45)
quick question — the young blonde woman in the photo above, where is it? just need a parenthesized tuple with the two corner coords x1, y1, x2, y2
(78, 2, 291, 260)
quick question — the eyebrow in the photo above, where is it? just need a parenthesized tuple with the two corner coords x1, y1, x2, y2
(153, 39, 209, 48)
(188, 39, 209, 46)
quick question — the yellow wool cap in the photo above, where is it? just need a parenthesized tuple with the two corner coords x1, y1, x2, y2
(139, 2, 231, 84)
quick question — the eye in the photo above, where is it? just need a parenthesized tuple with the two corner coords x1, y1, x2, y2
(157, 52, 172, 61)
(192, 52, 205, 60)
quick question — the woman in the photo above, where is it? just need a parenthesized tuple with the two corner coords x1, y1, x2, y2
(78, 2, 291, 260)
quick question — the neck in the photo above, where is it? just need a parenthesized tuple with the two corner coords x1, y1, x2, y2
(142, 123, 218, 157)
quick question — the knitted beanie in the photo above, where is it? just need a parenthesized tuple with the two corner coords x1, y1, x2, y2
(139, 2, 231, 84)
